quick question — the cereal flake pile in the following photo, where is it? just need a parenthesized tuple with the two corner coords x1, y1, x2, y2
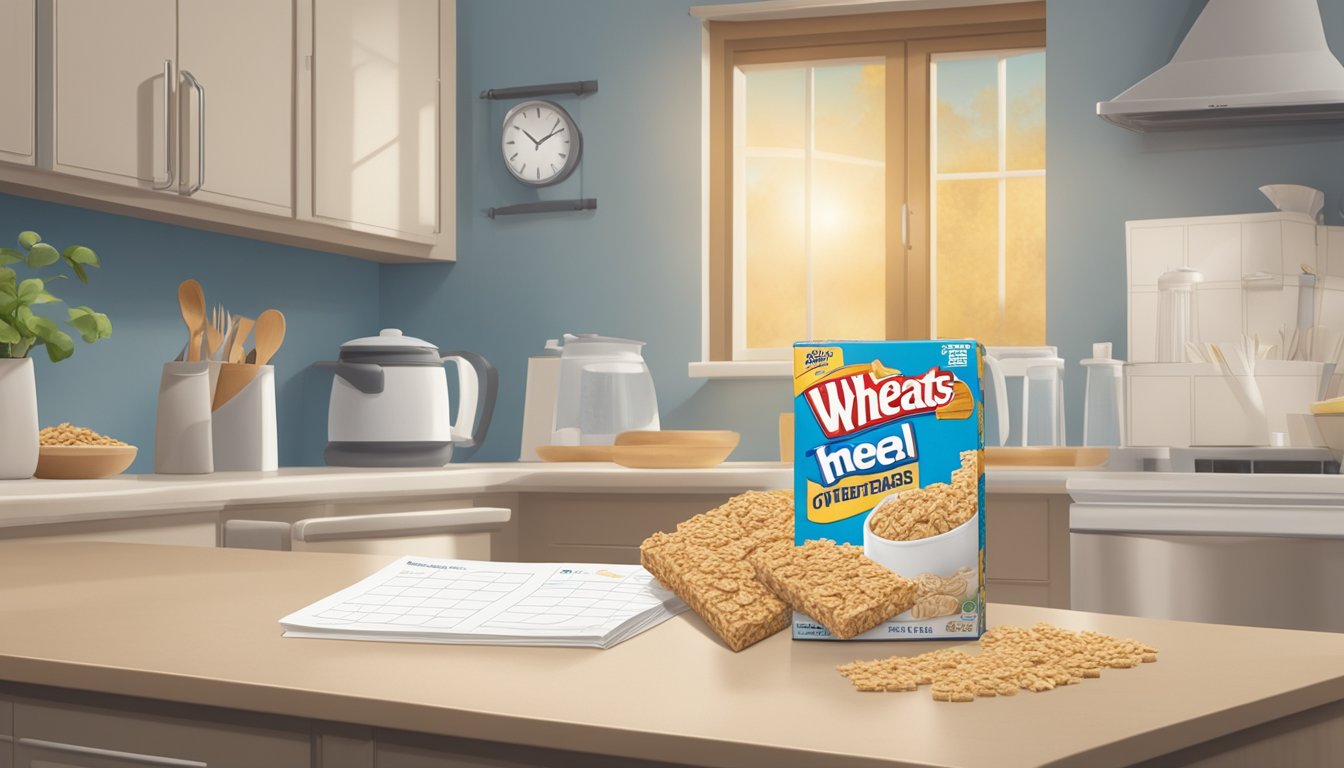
(837, 622, 1158, 702)
(867, 450, 979, 541)
(39, 423, 128, 447)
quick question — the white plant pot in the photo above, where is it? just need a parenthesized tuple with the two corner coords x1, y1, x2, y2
(0, 357, 39, 480)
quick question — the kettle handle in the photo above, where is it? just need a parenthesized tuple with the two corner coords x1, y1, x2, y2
(441, 351, 498, 461)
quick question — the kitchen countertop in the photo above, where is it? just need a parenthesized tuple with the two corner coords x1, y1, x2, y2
(0, 462, 1088, 529)
(3, 541, 1344, 768)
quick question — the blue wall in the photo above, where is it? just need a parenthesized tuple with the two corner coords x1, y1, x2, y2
(380, 0, 791, 462)
(1048, 0, 1344, 442)
(0, 193, 379, 471)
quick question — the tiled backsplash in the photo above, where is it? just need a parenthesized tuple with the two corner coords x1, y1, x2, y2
(1126, 212, 1344, 362)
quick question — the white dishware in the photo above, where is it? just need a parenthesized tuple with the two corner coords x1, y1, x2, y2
(0, 358, 39, 480)
(1157, 268, 1203, 363)
(211, 365, 277, 471)
(552, 334, 659, 446)
(1081, 342, 1125, 447)
(983, 346, 1065, 447)
(1260, 184, 1325, 221)
(154, 361, 214, 474)
(863, 509, 980, 619)
(317, 329, 498, 467)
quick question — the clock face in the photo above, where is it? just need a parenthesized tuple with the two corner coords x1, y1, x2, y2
(500, 100, 582, 187)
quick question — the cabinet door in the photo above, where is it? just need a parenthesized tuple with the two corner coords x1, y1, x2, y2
(311, 0, 439, 240)
(177, 0, 292, 215)
(0, 0, 35, 166)
(50, 0, 175, 187)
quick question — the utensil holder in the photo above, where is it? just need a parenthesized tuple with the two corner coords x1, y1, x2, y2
(212, 365, 277, 471)
(155, 361, 215, 474)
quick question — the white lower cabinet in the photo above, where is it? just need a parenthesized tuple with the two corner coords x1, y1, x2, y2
(984, 493, 1070, 609)
(10, 694, 308, 768)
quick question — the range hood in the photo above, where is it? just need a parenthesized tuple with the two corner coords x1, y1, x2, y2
(1098, 0, 1344, 132)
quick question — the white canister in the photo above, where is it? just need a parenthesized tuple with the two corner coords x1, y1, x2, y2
(0, 357, 39, 480)
(212, 365, 277, 471)
(155, 361, 215, 474)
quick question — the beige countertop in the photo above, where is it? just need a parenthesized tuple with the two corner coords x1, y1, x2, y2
(3, 541, 1343, 768)
(0, 462, 1080, 529)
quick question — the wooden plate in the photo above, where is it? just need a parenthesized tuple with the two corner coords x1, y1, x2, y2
(985, 446, 1109, 468)
(35, 445, 138, 479)
(615, 430, 740, 449)
(611, 443, 735, 469)
(535, 445, 615, 462)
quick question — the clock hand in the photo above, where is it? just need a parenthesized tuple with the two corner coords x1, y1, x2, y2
(520, 128, 542, 148)
(537, 127, 564, 145)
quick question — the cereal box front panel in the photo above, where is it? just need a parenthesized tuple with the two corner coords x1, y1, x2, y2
(792, 340, 984, 640)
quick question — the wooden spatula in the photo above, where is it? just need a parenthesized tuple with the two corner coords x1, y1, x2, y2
(229, 316, 254, 364)
(251, 309, 285, 366)
(212, 362, 257, 411)
(177, 280, 206, 362)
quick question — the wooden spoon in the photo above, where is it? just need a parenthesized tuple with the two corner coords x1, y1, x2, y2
(177, 280, 206, 362)
(251, 309, 285, 366)
(229, 316, 254, 364)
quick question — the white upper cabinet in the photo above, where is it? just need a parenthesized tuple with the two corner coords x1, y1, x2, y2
(50, 0, 175, 186)
(309, 0, 440, 241)
(177, 0, 293, 215)
(0, 0, 35, 166)
(50, 0, 291, 213)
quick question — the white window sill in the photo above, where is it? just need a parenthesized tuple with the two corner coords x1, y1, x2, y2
(688, 360, 792, 379)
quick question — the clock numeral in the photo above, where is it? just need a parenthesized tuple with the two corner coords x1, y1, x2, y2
(550, 163, 557, 174)
(509, 153, 518, 161)
(519, 163, 527, 174)
(505, 140, 515, 145)
(513, 125, 521, 131)
(536, 168, 541, 180)
(558, 153, 567, 158)
(536, 106, 540, 118)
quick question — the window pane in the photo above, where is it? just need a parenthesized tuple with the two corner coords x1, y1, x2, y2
(744, 157, 807, 349)
(811, 158, 885, 340)
(744, 68, 805, 150)
(1006, 52, 1045, 171)
(1004, 176, 1046, 344)
(934, 179, 999, 341)
(935, 57, 997, 174)
(814, 64, 885, 162)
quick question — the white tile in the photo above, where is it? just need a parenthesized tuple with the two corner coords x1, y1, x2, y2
(1186, 223, 1241, 282)
(1127, 374, 1191, 447)
(1283, 221, 1318, 275)
(1320, 288, 1344, 330)
(1196, 287, 1243, 345)
(1328, 228, 1344, 278)
(1129, 225, 1184, 287)
(1244, 285, 1287, 340)
(1241, 221, 1282, 276)
(1128, 290, 1158, 363)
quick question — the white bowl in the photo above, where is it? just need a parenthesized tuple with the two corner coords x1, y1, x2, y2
(863, 508, 980, 594)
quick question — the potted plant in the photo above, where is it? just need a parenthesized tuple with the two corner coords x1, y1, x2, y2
(0, 231, 111, 479)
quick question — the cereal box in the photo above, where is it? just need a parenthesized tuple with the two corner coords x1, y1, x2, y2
(792, 340, 984, 640)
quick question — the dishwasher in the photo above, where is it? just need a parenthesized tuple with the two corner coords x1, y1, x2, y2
(1069, 464, 1344, 633)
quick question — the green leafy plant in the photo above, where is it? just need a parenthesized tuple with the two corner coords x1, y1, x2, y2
(0, 230, 111, 362)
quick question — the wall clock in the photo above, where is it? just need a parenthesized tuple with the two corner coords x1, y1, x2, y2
(500, 99, 583, 186)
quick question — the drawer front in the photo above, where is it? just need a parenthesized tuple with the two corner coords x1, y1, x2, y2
(14, 701, 307, 768)
(518, 493, 737, 564)
(985, 497, 1049, 582)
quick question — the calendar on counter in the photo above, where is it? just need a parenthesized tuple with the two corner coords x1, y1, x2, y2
(279, 556, 687, 649)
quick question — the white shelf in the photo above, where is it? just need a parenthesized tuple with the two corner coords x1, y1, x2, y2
(687, 360, 791, 379)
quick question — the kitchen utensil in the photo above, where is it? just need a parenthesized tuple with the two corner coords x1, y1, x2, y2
(519, 339, 563, 461)
(984, 446, 1109, 468)
(534, 445, 615, 462)
(252, 309, 285, 366)
(552, 334, 658, 446)
(316, 329, 499, 466)
(1157, 268, 1202, 363)
(154, 361, 214, 474)
(214, 313, 238, 362)
(177, 280, 206, 363)
(1081, 342, 1125, 447)
(230, 316, 254, 364)
(983, 346, 1065, 447)
(212, 362, 259, 411)
(1260, 184, 1325, 221)
(212, 364, 277, 471)
(206, 305, 223, 359)
(34, 444, 138, 479)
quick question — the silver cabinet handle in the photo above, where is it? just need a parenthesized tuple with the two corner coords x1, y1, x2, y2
(179, 70, 205, 196)
(151, 59, 175, 190)
(17, 737, 207, 767)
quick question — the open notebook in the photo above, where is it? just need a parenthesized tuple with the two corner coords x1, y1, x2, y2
(280, 556, 687, 649)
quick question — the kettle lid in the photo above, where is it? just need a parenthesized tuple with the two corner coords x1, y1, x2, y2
(562, 333, 646, 347)
(338, 329, 442, 365)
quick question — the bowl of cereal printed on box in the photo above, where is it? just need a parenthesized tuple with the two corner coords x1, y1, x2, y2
(862, 449, 980, 611)
(35, 423, 137, 479)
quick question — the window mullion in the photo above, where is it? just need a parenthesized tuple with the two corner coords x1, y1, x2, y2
(997, 55, 1008, 322)
(804, 66, 815, 340)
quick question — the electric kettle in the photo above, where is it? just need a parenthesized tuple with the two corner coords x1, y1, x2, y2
(551, 334, 659, 445)
(316, 329, 498, 466)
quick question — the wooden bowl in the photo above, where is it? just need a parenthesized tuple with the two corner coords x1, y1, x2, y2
(614, 430, 740, 448)
(535, 445, 615, 462)
(611, 442, 737, 469)
(984, 446, 1108, 468)
(35, 445, 138, 479)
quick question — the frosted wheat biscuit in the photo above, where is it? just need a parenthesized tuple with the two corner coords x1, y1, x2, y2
(639, 490, 794, 652)
(749, 540, 917, 639)
(867, 450, 979, 542)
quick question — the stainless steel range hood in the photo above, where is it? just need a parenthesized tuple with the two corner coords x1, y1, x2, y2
(1097, 0, 1344, 132)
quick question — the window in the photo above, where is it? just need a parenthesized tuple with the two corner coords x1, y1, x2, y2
(702, 4, 1046, 367)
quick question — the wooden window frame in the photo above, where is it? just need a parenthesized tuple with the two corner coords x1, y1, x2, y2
(704, 2, 1046, 363)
